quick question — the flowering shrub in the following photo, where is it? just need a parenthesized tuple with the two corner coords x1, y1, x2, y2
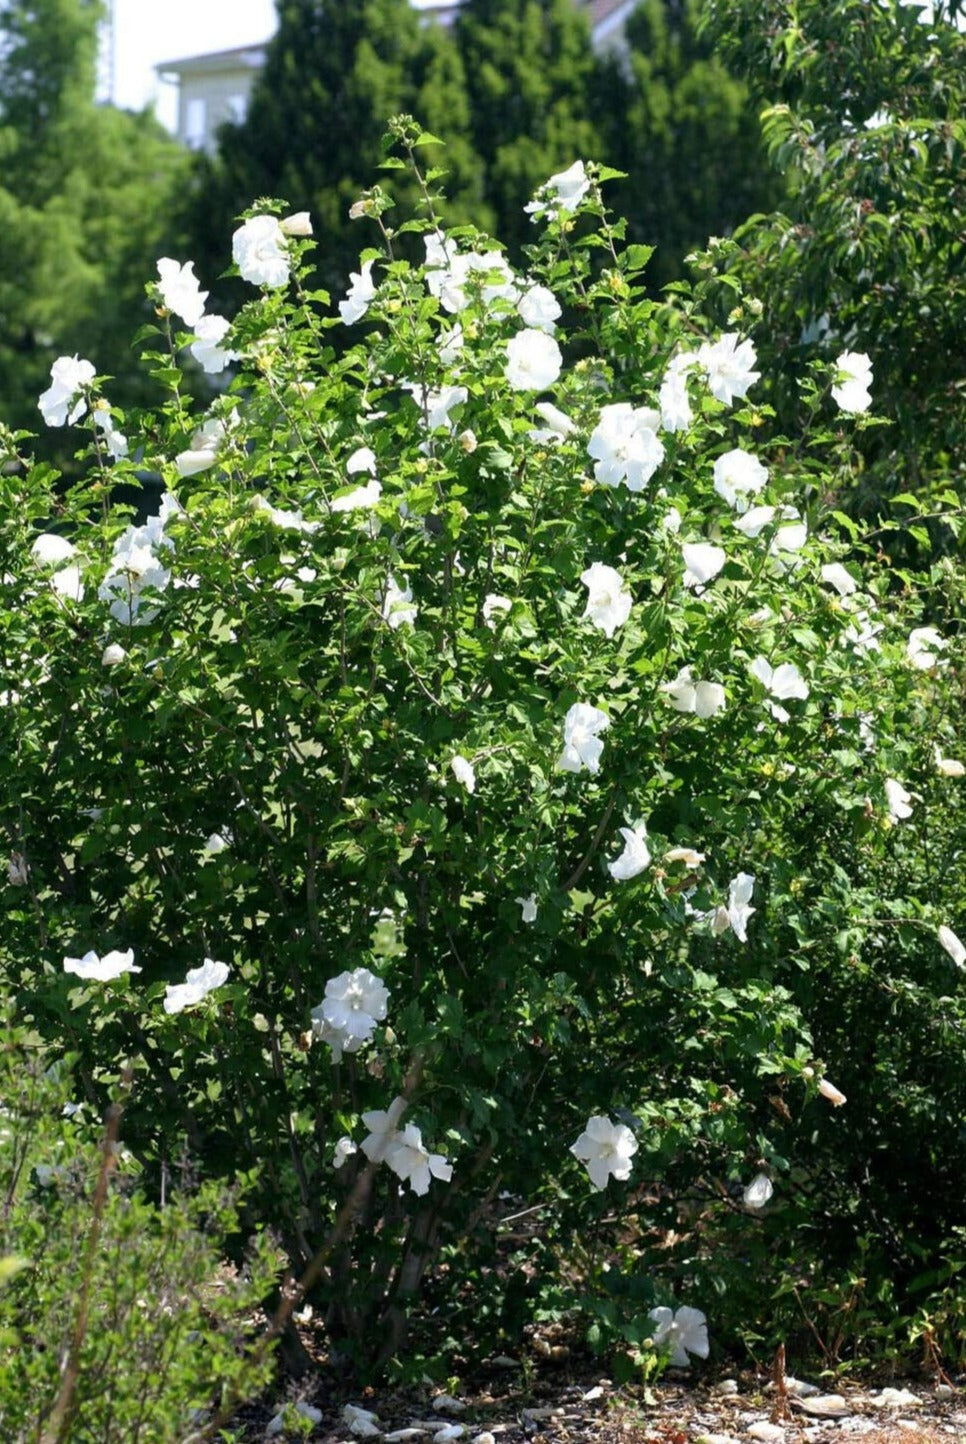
(2, 118, 964, 1371)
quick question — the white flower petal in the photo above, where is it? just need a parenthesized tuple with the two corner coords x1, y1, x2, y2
(608, 825, 651, 882)
(832, 351, 872, 414)
(163, 958, 229, 1014)
(505, 329, 562, 391)
(580, 562, 633, 638)
(938, 925, 966, 968)
(743, 1173, 774, 1208)
(450, 755, 476, 793)
(884, 777, 913, 822)
(682, 543, 726, 590)
(818, 1077, 847, 1107)
(557, 703, 610, 775)
(232, 215, 290, 288)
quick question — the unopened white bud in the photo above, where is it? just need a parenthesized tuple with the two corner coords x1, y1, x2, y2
(281, 211, 313, 237)
(818, 1077, 847, 1107)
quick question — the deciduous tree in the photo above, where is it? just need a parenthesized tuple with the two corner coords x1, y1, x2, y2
(0, 0, 189, 451)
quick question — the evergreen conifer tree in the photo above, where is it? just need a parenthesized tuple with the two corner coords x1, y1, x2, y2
(456, 0, 603, 251)
(195, 0, 488, 305)
(595, 0, 784, 288)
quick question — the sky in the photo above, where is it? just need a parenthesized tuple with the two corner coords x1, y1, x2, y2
(102, 0, 278, 128)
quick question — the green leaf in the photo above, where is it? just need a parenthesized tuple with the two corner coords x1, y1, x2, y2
(0, 1256, 29, 1287)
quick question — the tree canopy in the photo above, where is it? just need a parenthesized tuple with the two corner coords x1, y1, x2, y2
(596, 0, 786, 287)
(0, 0, 189, 452)
(189, 0, 490, 307)
(455, 0, 603, 252)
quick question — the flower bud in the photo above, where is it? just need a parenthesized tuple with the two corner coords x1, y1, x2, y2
(101, 643, 127, 666)
(348, 199, 368, 221)
(818, 1077, 847, 1107)
(280, 211, 313, 237)
(934, 744, 965, 777)
(458, 429, 477, 454)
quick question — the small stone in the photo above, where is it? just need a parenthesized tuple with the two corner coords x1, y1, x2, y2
(765, 1376, 818, 1398)
(385, 1432, 427, 1441)
(472, 1434, 495, 1444)
(343, 1405, 382, 1439)
(432, 1429, 464, 1443)
(789, 1379, 821, 1399)
(934, 1385, 956, 1400)
(793, 1394, 850, 1419)
(581, 1387, 604, 1403)
(867, 1389, 922, 1410)
(522, 1409, 555, 1422)
(433, 1397, 466, 1416)
(492, 1356, 518, 1369)
(716, 1380, 740, 1397)
(747, 1423, 785, 1442)
(895, 1422, 920, 1433)
(696, 1434, 741, 1444)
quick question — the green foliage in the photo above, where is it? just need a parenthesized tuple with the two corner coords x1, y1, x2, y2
(181, 1, 779, 310)
(0, 0, 190, 461)
(696, 0, 966, 514)
(0, 1021, 279, 1440)
(189, 0, 490, 310)
(455, 0, 602, 252)
(595, 0, 787, 289)
(2, 129, 965, 1380)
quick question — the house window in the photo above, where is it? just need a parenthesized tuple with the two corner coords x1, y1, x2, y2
(225, 93, 247, 124)
(185, 97, 207, 149)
